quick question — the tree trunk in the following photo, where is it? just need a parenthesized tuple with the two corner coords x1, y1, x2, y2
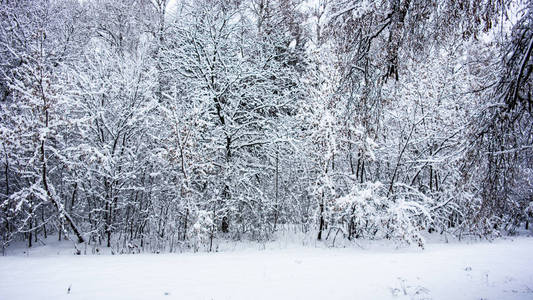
(28, 217, 32, 248)
(317, 202, 324, 240)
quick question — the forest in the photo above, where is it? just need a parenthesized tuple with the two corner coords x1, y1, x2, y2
(0, 0, 532, 254)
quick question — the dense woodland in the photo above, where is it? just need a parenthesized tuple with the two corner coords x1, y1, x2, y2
(0, 0, 532, 254)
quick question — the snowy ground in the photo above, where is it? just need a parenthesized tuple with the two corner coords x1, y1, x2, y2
(1, 237, 533, 300)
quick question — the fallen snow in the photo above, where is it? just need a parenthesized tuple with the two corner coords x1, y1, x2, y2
(1, 237, 533, 300)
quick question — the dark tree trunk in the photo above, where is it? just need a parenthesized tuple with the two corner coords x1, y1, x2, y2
(28, 219, 32, 248)
(317, 202, 324, 240)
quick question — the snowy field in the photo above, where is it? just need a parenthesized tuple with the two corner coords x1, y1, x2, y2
(1, 237, 533, 300)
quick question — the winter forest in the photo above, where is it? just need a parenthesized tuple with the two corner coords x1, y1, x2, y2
(0, 0, 532, 256)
